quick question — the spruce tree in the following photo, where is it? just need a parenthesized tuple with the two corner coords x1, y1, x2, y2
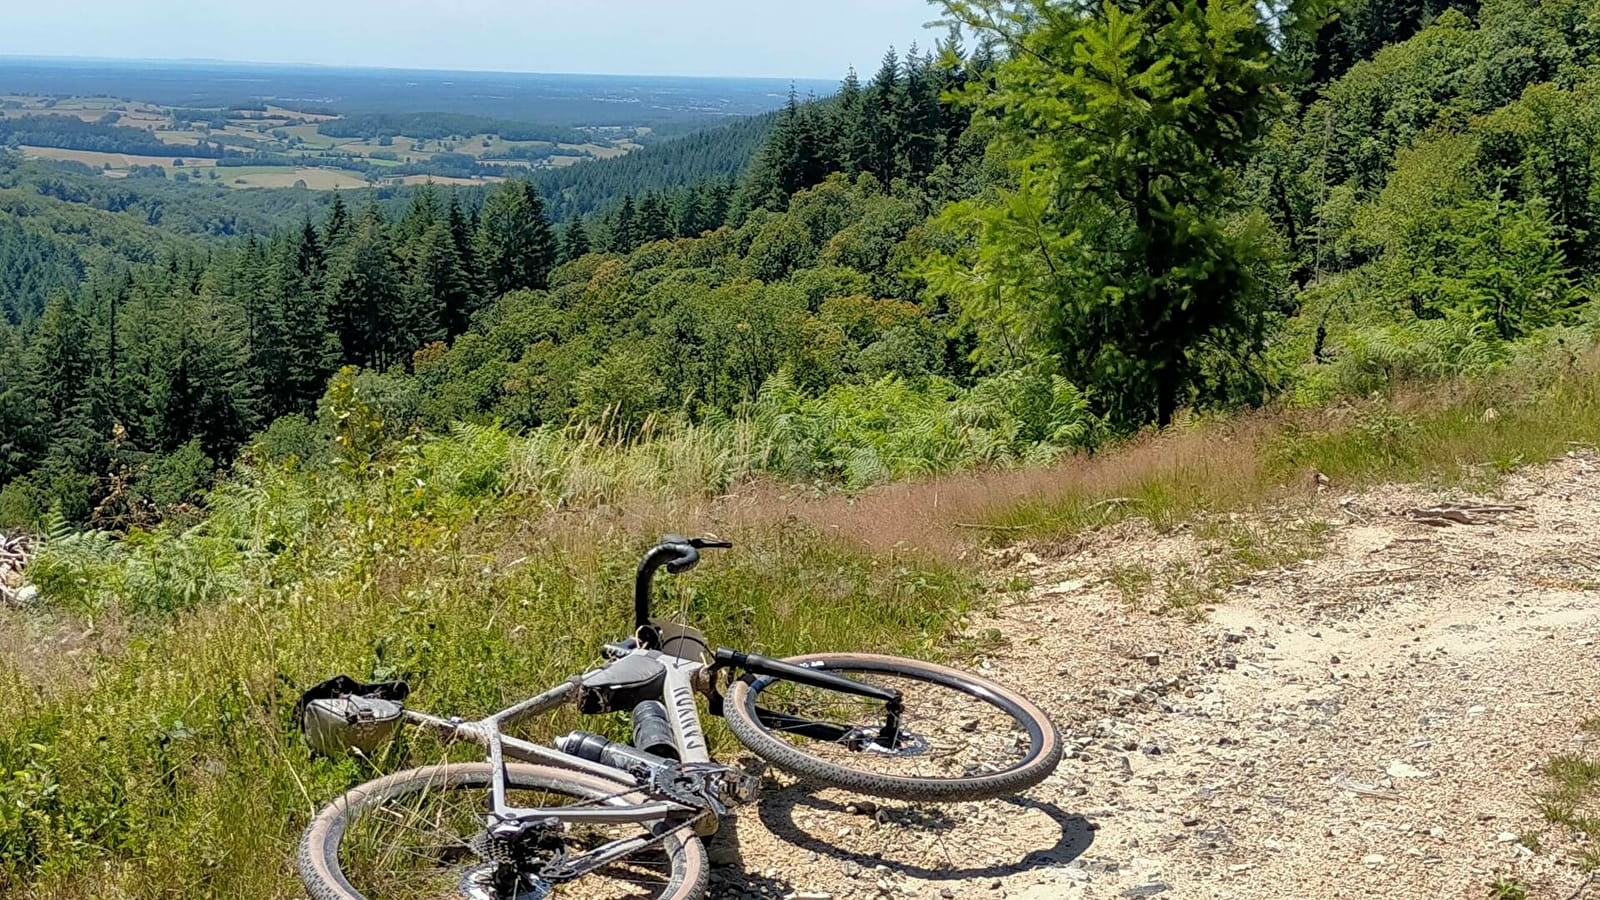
(671, 187, 705, 238)
(476, 180, 558, 296)
(705, 180, 732, 229)
(865, 48, 903, 181)
(638, 192, 670, 243)
(327, 205, 404, 369)
(836, 68, 872, 177)
(561, 213, 592, 262)
(930, 0, 1286, 428)
(411, 220, 469, 342)
(323, 192, 351, 252)
(446, 193, 484, 303)
(397, 184, 442, 251)
(0, 320, 42, 485)
(610, 195, 640, 253)
(899, 44, 940, 177)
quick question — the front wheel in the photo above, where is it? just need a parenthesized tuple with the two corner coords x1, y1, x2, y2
(298, 762, 708, 900)
(724, 653, 1062, 803)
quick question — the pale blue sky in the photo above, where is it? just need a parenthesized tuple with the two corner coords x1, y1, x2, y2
(1, 1, 945, 79)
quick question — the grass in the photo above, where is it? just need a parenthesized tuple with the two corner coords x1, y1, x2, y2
(0, 466, 977, 896)
(221, 167, 371, 190)
(1086, 517, 1330, 620)
(971, 353, 1600, 544)
(4, 350, 1600, 896)
(1532, 717, 1600, 872)
(1489, 876, 1530, 900)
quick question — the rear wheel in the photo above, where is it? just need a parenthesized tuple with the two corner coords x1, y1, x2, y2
(724, 653, 1062, 803)
(298, 762, 708, 900)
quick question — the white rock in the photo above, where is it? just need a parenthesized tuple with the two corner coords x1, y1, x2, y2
(1386, 761, 1430, 779)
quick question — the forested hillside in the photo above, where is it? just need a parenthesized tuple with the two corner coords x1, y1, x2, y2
(534, 111, 778, 219)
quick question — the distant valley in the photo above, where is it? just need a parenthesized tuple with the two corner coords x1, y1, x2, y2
(0, 58, 829, 193)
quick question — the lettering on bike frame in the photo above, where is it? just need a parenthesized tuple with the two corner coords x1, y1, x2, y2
(663, 658, 710, 762)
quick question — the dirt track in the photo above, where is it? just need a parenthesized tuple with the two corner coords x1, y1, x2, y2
(712, 449, 1600, 899)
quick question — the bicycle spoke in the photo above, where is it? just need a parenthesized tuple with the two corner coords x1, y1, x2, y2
(748, 667, 1034, 783)
(337, 781, 681, 900)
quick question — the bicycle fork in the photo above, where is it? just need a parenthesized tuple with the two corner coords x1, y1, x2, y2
(712, 649, 908, 751)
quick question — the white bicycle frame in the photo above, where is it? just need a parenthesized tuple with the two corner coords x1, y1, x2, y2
(401, 648, 713, 827)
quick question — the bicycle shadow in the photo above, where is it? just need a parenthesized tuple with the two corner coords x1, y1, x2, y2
(708, 865, 794, 899)
(727, 784, 1096, 883)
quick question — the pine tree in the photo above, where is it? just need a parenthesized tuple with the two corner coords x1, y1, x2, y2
(609, 195, 640, 253)
(327, 205, 404, 369)
(561, 213, 592, 262)
(411, 220, 470, 342)
(476, 180, 558, 296)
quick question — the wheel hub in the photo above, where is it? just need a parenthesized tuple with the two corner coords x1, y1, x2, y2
(457, 862, 552, 900)
(845, 726, 931, 757)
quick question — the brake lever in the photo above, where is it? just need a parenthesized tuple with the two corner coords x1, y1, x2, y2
(688, 537, 733, 549)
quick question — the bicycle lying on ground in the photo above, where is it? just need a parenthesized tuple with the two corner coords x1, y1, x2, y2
(295, 536, 1062, 900)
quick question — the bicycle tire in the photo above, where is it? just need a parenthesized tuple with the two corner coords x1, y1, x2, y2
(298, 762, 708, 900)
(724, 652, 1062, 803)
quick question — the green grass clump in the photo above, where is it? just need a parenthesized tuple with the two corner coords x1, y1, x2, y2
(1489, 875, 1530, 900)
(1536, 749, 1600, 871)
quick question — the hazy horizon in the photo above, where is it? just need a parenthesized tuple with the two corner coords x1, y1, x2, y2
(0, 1, 943, 80)
(0, 53, 842, 85)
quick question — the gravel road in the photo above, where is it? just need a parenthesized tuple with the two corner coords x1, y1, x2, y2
(709, 449, 1600, 900)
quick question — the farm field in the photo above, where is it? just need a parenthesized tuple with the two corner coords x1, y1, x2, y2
(0, 91, 644, 188)
(18, 145, 217, 169)
(216, 166, 370, 190)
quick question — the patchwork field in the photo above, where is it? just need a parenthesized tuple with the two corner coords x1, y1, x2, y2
(0, 93, 645, 189)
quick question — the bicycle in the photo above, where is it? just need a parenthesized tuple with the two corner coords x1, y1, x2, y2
(295, 536, 1062, 900)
